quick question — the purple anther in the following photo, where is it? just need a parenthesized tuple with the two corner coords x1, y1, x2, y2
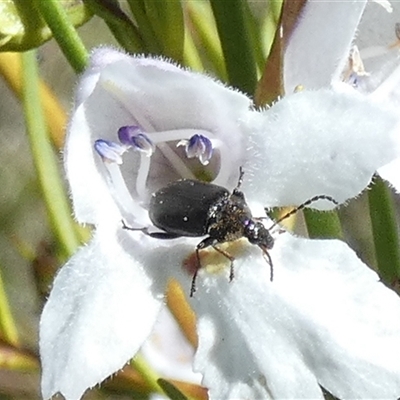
(177, 134, 213, 165)
(94, 139, 127, 164)
(118, 126, 155, 156)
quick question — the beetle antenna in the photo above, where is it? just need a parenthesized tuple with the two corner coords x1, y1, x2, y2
(268, 195, 339, 230)
(235, 166, 245, 190)
(260, 246, 274, 281)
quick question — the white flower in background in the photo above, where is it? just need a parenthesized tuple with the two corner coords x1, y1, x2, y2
(285, 0, 400, 192)
(357, 1, 400, 191)
(40, 2, 400, 399)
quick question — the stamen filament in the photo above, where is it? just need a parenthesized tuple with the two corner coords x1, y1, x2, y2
(157, 142, 196, 179)
(136, 153, 151, 201)
(149, 129, 211, 143)
(104, 163, 148, 224)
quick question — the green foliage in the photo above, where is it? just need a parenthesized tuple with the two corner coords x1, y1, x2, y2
(0, 0, 93, 52)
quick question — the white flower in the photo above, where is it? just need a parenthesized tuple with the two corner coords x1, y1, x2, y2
(40, 15, 400, 400)
(285, 0, 400, 192)
(141, 307, 201, 385)
(356, 1, 400, 191)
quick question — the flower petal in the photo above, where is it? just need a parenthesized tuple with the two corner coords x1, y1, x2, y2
(98, 55, 251, 138)
(65, 103, 125, 224)
(96, 54, 251, 186)
(141, 307, 201, 384)
(191, 234, 400, 399)
(40, 225, 162, 400)
(75, 47, 132, 106)
(66, 48, 253, 223)
(355, 2, 400, 105)
(243, 88, 400, 208)
(284, 0, 367, 92)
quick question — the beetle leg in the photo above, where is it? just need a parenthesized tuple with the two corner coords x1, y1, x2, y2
(121, 219, 143, 232)
(191, 236, 221, 296)
(191, 237, 213, 297)
(147, 231, 182, 239)
(212, 245, 235, 282)
(190, 250, 201, 297)
(122, 220, 181, 239)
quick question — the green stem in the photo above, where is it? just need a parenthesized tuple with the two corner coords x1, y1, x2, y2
(260, 0, 283, 58)
(21, 51, 80, 258)
(33, 0, 88, 73)
(157, 379, 188, 400)
(210, 0, 258, 93)
(131, 353, 163, 395)
(0, 266, 19, 347)
(304, 209, 343, 240)
(126, 0, 162, 54)
(243, 0, 265, 73)
(368, 176, 400, 283)
(183, 28, 204, 72)
(186, 2, 226, 79)
(85, 0, 145, 54)
(142, 0, 185, 62)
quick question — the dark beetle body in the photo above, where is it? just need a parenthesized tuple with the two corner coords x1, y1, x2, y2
(122, 168, 338, 296)
(149, 180, 229, 237)
(146, 170, 275, 296)
(149, 178, 274, 249)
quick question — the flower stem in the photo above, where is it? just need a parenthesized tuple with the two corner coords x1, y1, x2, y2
(33, 0, 88, 73)
(182, 28, 204, 72)
(126, 0, 161, 54)
(368, 175, 400, 283)
(21, 50, 80, 258)
(0, 266, 19, 347)
(84, 0, 145, 54)
(157, 379, 189, 400)
(131, 353, 163, 395)
(209, 0, 258, 94)
(303, 209, 343, 240)
(144, 0, 185, 63)
(185, 2, 227, 79)
(0, 52, 67, 149)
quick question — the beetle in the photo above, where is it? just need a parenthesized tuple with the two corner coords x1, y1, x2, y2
(123, 168, 338, 296)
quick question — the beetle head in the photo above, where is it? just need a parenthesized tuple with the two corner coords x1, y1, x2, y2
(243, 220, 274, 250)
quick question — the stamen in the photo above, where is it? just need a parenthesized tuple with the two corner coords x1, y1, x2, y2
(342, 46, 369, 87)
(94, 139, 127, 164)
(157, 142, 196, 179)
(177, 134, 213, 165)
(147, 128, 214, 179)
(149, 128, 210, 142)
(104, 163, 149, 225)
(136, 152, 151, 201)
(118, 126, 155, 157)
(103, 81, 196, 180)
